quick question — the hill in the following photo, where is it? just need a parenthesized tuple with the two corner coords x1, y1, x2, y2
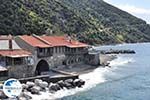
(0, 0, 150, 45)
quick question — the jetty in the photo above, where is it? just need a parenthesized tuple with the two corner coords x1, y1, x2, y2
(100, 49, 136, 54)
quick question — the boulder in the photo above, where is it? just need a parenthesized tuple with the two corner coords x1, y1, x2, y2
(73, 79, 79, 86)
(78, 79, 85, 87)
(30, 86, 41, 95)
(0, 91, 8, 99)
(22, 83, 29, 90)
(19, 92, 32, 100)
(26, 81, 35, 88)
(64, 79, 73, 84)
(39, 81, 48, 89)
(19, 97, 28, 100)
(73, 79, 85, 87)
(34, 79, 42, 86)
(57, 80, 65, 88)
(49, 84, 61, 92)
(64, 81, 72, 89)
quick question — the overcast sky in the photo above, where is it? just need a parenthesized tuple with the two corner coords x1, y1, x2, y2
(103, 0, 150, 24)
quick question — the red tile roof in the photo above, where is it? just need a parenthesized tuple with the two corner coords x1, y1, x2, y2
(20, 35, 50, 48)
(0, 35, 12, 40)
(20, 35, 88, 48)
(41, 36, 88, 48)
(0, 49, 31, 58)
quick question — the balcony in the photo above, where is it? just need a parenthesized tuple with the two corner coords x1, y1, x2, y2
(65, 50, 88, 55)
(37, 52, 52, 58)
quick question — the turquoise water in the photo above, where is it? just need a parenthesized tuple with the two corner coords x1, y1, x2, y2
(60, 43, 150, 100)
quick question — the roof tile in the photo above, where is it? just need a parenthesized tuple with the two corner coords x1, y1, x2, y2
(20, 35, 88, 48)
(20, 35, 50, 48)
(0, 49, 31, 58)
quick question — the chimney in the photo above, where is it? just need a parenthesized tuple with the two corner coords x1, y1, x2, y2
(8, 35, 13, 50)
(65, 34, 72, 43)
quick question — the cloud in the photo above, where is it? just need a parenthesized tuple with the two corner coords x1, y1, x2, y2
(116, 5, 150, 23)
(117, 5, 150, 15)
(103, 0, 150, 23)
(103, 0, 112, 2)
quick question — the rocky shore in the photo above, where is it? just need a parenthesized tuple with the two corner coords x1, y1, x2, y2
(0, 54, 116, 100)
(0, 78, 85, 100)
(100, 49, 136, 54)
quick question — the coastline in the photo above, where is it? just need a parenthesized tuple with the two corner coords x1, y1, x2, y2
(0, 54, 117, 100)
(54, 54, 117, 75)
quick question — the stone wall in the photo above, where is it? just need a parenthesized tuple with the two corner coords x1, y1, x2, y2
(85, 53, 100, 66)
(8, 64, 34, 78)
(14, 36, 91, 78)
(65, 54, 85, 65)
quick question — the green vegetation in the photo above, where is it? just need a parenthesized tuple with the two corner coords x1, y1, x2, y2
(0, 0, 150, 45)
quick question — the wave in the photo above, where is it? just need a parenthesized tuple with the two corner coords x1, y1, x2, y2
(31, 67, 109, 100)
(31, 56, 134, 100)
(109, 56, 134, 67)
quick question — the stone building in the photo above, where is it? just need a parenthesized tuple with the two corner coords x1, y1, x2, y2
(0, 36, 32, 80)
(0, 35, 100, 79)
(15, 35, 90, 76)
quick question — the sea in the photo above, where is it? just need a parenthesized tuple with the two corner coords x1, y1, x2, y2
(32, 43, 150, 100)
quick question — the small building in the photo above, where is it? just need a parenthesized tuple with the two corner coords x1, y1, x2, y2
(0, 36, 32, 79)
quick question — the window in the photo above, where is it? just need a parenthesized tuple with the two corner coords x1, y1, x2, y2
(45, 48, 48, 54)
(6, 57, 12, 66)
(63, 47, 65, 53)
(39, 48, 43, 53)
(59, 47, 61, 53)
(0, 57, 6, 67)
(55, 47, 57, 53)
(0, 71, 8, 77)
(14, 58, 23, 65)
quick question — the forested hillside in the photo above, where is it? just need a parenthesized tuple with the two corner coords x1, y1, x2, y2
(0, 0, 150, 44)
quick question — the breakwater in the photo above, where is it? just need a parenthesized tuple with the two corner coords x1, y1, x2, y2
(0, 74, 85, 100)
(100, 49, 136, 54)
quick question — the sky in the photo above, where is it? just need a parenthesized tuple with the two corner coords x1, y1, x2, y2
(103, 0, 150, 24)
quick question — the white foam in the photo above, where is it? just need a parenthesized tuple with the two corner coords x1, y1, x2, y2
(31, 67, 109, 100)
(109, 56, 134, 67)
(31, 56, 133, 100)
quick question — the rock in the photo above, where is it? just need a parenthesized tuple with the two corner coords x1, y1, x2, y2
(0, 91, 8, 99)
(101, 49, 135, 54)
(26, 81, 35, 88)
(19, 97, 27, 100)
(73, 79, 85, 87)
(73, 79, 79, 86)
(31, 86, 41, 94)
(55, 84, 61, 91)
(39, 81, 48, 89)
(19, 92, 32, 100)
(64, 81, 72, 89)
(40, 87, 47, 92)
(22, 89, 28, 92)
(34, 79, 42, 86)
(64, 79, 73, 84)
(49, 84, 61, 92)
(63, 79, 75, 89)
(57, 80, 65, 88)
(22, 83, 29, 90)
(78, 79, 85, 87)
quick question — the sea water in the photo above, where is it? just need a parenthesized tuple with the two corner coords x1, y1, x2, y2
(32, 43, 150, 100)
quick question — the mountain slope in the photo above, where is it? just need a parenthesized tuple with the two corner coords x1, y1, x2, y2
(0, 0, 150, 45)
